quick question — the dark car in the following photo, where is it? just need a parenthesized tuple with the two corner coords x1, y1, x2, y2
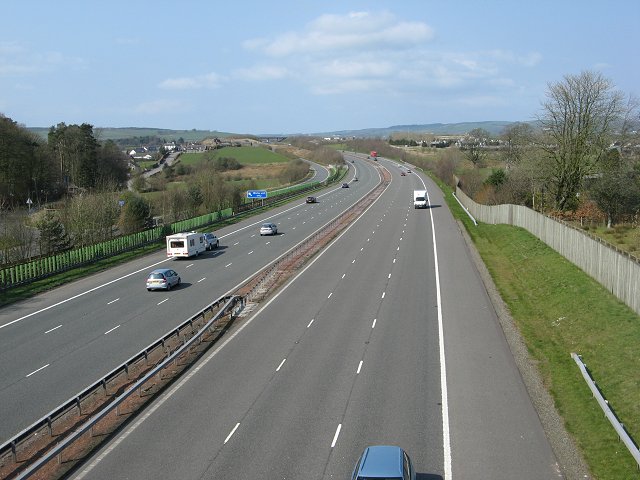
(400, 172, 406, 176)
(352, 445, 416, 480)
(306, 196, 317, 203)
(342, 183, 349, 188)
(146, 268, 181, 291)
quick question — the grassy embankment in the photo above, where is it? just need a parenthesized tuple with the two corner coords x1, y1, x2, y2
(433, 173, 640, 479)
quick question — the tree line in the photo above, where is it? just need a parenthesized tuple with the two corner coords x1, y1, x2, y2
(383, 71, 640, 228)
(0, 116, 130, 208)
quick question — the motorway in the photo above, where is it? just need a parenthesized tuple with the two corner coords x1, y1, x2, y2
(1, 154, 562, 479)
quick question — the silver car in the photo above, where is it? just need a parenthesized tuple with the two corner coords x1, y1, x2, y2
(204, 232, 219, 250)
(146, 268, 181, 291)
(260, 222, 278, 236)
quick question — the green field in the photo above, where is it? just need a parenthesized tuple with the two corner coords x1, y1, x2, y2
(437, 177, 640, 479)
(178, 146, 290, 166)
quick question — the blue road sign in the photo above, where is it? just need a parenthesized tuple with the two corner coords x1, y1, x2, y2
(247, 190, 268, 199)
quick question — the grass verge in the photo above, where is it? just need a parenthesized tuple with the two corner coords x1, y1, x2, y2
(433, 176, 640, 479)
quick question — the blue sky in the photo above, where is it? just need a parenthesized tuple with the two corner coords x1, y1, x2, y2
(2, 0, 638, 134)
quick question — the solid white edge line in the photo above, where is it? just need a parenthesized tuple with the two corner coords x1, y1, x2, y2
(422, 176, 452, 479)
(331, 423, 342, 448)
(224, 423, 240, 444)
(73, 165, 390, 476)
(0, 257, 171, 330)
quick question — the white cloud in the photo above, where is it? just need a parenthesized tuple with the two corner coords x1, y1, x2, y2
(216, 11, 540, 101)
(158, 72, 223, 90)
(246, 11, 434, 57)
(0, 41, 84, 76)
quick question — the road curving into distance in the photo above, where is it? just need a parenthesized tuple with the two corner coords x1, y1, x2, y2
(62, 155, 561, 480)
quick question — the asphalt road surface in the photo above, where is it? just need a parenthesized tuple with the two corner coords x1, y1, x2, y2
(60, 156, 561, 480)
(0, 155, 370, 442)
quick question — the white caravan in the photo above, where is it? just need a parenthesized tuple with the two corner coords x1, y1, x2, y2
(166, 232, 207, 258)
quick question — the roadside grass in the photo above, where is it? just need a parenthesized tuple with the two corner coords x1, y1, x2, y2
(434, 178, 640, 479)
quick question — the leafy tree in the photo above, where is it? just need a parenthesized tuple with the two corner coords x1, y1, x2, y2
(486, 169, 507, 188)
(35, 210, 70, 255)
(118, 192, 150, 234)
(96, 140, 129, 189)
(537, 71, 634, 211)
(0, 115, 56, 207)
(588, 164, 640, 228)
(48, 123, 100, 189)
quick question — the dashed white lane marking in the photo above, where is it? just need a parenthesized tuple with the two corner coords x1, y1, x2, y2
(327, 292, 333, 299)
(107, 298, 119, 305)
(356, 361, 363, 374)
(266, 242, 271, 245)
(331, 424, 342, 448)
(342, 273, 346, 279)
(225, 263, 233, 268)
(372, 318, 377, 328)
(197, 278, 206, 283)
(276, 358, 286, 372)
(381, 292, 386, 299)
(186, 263, 194, 269)
(307, 319, 314, 328)
(224, 423, 240, 444)
(45, 325, 62, 334)
(248, 251, 254, 255)
(157, 298, 168, 305)
(26, 364, 49, 377)
(233, 242, 239, 246)
(104, 325, 120, 335)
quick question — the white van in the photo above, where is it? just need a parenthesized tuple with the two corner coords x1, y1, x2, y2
(166, 232, 207, 258)
(413, 190, 428, 209)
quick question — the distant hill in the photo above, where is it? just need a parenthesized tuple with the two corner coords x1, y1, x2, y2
(27, 127, 235, 143)
(318, 121, 520, 138)
(28, 121, 525, 142)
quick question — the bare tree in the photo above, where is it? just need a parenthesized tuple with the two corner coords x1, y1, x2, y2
(501, 122, 534, 166)
(537, 71, 632, 210)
